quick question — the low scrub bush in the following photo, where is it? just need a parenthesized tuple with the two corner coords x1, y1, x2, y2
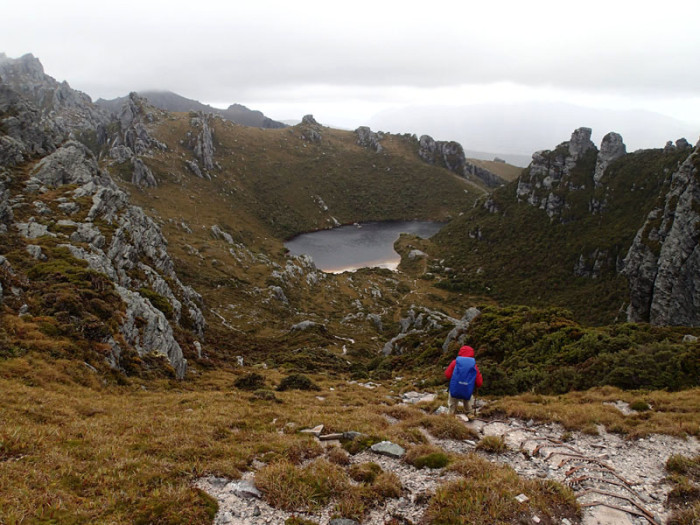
(277, 374, 320, 392)
(405, 444, 450, 469)
(234, 372, 266, 391)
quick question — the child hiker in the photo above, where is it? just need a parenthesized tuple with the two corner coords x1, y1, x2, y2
(444, 345, 483, 418)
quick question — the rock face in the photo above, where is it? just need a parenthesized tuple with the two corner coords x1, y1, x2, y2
(355, 126, 383, 153)
(515, 127, 599, 220)
(594, 132, 626, 183)
(418, 135, 504, 188)
(0, 84, 63, 166)
(623, 141, 700, 325)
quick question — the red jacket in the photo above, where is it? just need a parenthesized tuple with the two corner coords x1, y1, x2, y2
(445, 345, 483, 389)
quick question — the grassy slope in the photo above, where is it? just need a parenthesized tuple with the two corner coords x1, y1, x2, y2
(139, 116, 485, 239)
(2, 358, 697, 524)
(431, 148, 690, 325)
(467, 157, 524, 182)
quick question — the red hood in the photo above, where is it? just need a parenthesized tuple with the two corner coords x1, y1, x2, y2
(458, 345, 475, 358)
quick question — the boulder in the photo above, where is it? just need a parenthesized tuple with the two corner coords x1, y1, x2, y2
(370, 440, 405, 458)
(355, 126, 383, 153)
(30, 141, 101, 188)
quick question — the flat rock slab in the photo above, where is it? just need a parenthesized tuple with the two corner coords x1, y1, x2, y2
(401, 391, 436, 404)
(582, 505, 635, 525)
(300, 424, 324, 437)
(370, 441, 405, 458)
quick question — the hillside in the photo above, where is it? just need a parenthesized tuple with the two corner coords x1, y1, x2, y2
(466, 157, 523, 182)
(430, 128, 699, 325)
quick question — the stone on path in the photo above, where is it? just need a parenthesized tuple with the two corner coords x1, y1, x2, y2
(370, 441, 405, 458)
(300, 424, 324, 437)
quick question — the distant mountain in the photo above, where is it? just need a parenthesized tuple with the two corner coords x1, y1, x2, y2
(369, 101, 698, 162)
(96, 90, 287, 129)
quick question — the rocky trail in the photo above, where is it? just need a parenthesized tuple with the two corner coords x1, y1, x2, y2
(197, 396, 699, 525)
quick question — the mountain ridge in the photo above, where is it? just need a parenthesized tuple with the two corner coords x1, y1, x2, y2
(96, 90, 287, 129)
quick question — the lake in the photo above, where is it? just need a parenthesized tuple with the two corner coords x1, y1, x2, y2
(285, 221, 444, 273)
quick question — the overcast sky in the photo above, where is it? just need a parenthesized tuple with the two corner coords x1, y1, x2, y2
(5, 0, 700, 154)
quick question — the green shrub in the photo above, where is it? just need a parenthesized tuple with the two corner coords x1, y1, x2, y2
(342, 434, 384, 455)
(629, 400, 650, 412)
(138, 288, 174, 319)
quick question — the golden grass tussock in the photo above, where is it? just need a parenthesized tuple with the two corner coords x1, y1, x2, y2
(475, 435, 508, 453)
(420, 414, 480, 440)
(425, 453, 579, 524)
(255, 458, 348, 512)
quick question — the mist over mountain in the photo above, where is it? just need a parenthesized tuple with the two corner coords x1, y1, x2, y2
(96, 90, 286, 129)
(370, 101, 698, 166)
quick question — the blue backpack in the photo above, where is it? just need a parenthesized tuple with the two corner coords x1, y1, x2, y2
(449, 356, 477, 400)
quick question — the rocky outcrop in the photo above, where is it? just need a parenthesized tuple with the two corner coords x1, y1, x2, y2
(515, 127, 598, 219)
(382, 306, 461, 355)
(0, 53, 108, 132)
(623, 141, 700, 326)
(664, 138, 692, 153)
(11, 135, 204, 377)
(442, 307, 481, 352)
(0, 170, 12, 231)
(594, 132, 626, 183)
(418, 135, 504, 188)
(0, 84, 62, 166)
(355, 126, 383, 153)
(30, 140, 104, 187)
(108, 92, 166, 187)
(185, 112, 216, 176)
(116, 286, 188, 378)
(130, 156, 157, 187)
(299, 114, 322, 144)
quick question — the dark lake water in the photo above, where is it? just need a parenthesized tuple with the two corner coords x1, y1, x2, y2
(285, 221, 444, 273)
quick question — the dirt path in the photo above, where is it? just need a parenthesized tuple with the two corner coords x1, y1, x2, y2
(197, 408, 699, 525)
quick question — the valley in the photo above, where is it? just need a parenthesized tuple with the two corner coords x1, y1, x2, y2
(0, 53, 698, 524)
